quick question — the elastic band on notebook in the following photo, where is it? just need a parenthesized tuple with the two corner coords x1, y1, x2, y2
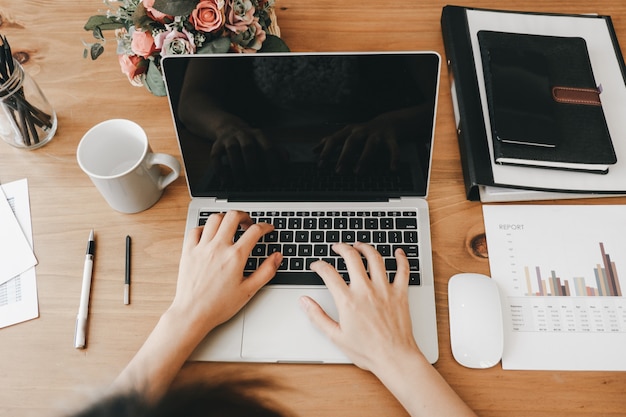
(552, 86, 601, 106)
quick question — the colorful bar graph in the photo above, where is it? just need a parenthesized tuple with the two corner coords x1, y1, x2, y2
(525, 242, 623, 297)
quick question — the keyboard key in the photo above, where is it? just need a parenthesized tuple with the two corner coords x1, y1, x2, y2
(365, 218, 378, 229)
(290, 257, 305, 270)
(377, 244, 391, 257)
(245, 258, 257, 271)
(394, 244, 418, 257)
(303, 218, 317, 229)
(342, 231, 356, 243)
(381, 218, 394, 229)
(280, 231, 294, 242)
(397, 218, 417, 229)
(389, 231, 402, 243)
(252, 244, 266, 257)
(350, 218, 363, 229)
(320, 218, 333, 229)
(295, 230, 309, 242)
(373, 231, 386, 243)
(289, 218, 302, 229)
(314, 244, 328, 256)
(264, 231, 279, 242)
(326, 231, 340, 242)
(283, 244, 297, 256)
(298, 244, 313, 257)
(357, 231, 371, 243)
(269, 271, 324, 285)
(334, 218, 348, 229)
(267, 244, 281, 254)
(311, 231, 324, 242)
(404, 231, 418, 243)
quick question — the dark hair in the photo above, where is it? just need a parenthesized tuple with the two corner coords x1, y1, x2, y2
(71, 378, 294, 417)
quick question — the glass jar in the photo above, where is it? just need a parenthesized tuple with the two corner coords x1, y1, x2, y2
(0, 59, 57, 149)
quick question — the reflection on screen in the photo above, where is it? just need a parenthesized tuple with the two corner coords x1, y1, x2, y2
(163, 52, 439, 201)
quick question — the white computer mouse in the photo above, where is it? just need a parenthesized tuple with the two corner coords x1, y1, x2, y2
(448, 273, 503, 369)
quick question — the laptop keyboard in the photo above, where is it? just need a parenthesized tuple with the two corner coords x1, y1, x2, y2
(198, 210, 421, 286)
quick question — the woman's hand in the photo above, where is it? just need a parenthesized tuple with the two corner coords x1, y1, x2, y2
(299, 242, 420, 374)
(171, 210, 283, 333)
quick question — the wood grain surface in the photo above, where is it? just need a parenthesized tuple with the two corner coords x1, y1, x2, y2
(1, 1, 625, 416)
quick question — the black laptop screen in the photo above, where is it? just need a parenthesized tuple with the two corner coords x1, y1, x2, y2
(163, 52, 439, 201)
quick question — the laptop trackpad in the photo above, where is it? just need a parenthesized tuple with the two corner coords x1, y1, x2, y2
(241, 288, 349, 363)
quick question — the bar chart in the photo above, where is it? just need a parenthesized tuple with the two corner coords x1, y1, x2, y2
(524, 242, 623, 297)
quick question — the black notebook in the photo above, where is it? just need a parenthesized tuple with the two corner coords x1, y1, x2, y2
(479, 31, 617, 174)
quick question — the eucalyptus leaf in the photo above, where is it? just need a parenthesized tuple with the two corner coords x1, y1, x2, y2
(84, 15, 125, 31)
(90, 43, 105, 60)
(92, 27, 104, 41)
(144, 60, 167, 96)
(259, 35, 290, 53)
(197, 37, 231, 54)
(152, 0, 198, 16)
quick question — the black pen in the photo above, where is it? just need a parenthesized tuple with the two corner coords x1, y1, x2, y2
(124, 235, 131, 305)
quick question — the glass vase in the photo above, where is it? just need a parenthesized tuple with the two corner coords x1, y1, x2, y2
(0, 59, 57, 149)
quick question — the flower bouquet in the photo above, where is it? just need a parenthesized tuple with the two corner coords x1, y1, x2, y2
(84, 0, 289, 96)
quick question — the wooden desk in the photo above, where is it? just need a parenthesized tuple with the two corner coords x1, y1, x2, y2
(1, 1, 625, 416)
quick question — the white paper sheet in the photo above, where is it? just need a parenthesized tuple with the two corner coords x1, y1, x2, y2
(467, 10, 626, 192)
(0, 178, 37, 284)
(0, 179, 39, 328)
(483, 205, 626, 370)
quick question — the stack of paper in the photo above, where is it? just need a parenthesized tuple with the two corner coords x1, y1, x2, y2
(0, 179, 39, 328)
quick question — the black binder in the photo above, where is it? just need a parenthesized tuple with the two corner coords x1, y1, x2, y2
(441, 5, 626, 201)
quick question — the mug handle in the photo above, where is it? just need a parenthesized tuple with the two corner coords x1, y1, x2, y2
(146, 153, 181, 190)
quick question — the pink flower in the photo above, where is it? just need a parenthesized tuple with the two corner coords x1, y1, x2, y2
(142, 0, 172, 23)
(225, 0, 255, 34)
(154, 28, 196, 56)
(131, 30, 158, 58)
(190, 0, 225, 33)
(118, 54, 147, 86)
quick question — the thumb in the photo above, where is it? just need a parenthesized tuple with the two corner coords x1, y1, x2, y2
(299, 296, 341, 341)
(244, 252, 282, 292)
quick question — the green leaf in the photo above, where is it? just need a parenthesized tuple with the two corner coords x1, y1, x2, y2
(152, 0, 198, 16)
(143, 60, 167, 96)
(259, 35, 290, 53)
(197, 37, 231, 54)
(90, 43, 105, 60)
(84, 15, 125, 32)
(92, 27, 104, 41)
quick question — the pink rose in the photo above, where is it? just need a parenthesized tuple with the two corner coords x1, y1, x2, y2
(131, 30, 158, 58)
(225, 0, 255, 34)
(154, 29, 196, 55)
(142, 0, 172, 23)
(190, 0, 225, 33)
(118, 54, 147, 86)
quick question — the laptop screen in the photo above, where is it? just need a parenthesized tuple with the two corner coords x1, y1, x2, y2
(163, 52, 440, 202)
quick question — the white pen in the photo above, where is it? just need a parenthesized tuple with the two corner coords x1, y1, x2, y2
(74, 229, 95, 349)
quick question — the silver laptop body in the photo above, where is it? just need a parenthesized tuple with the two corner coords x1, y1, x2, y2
(163, 51, 440, 364)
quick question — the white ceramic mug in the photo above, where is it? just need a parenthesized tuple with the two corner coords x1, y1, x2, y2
(77, 119, 181, 214)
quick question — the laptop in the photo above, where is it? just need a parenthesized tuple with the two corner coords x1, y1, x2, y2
(162, 51, 440, 364)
